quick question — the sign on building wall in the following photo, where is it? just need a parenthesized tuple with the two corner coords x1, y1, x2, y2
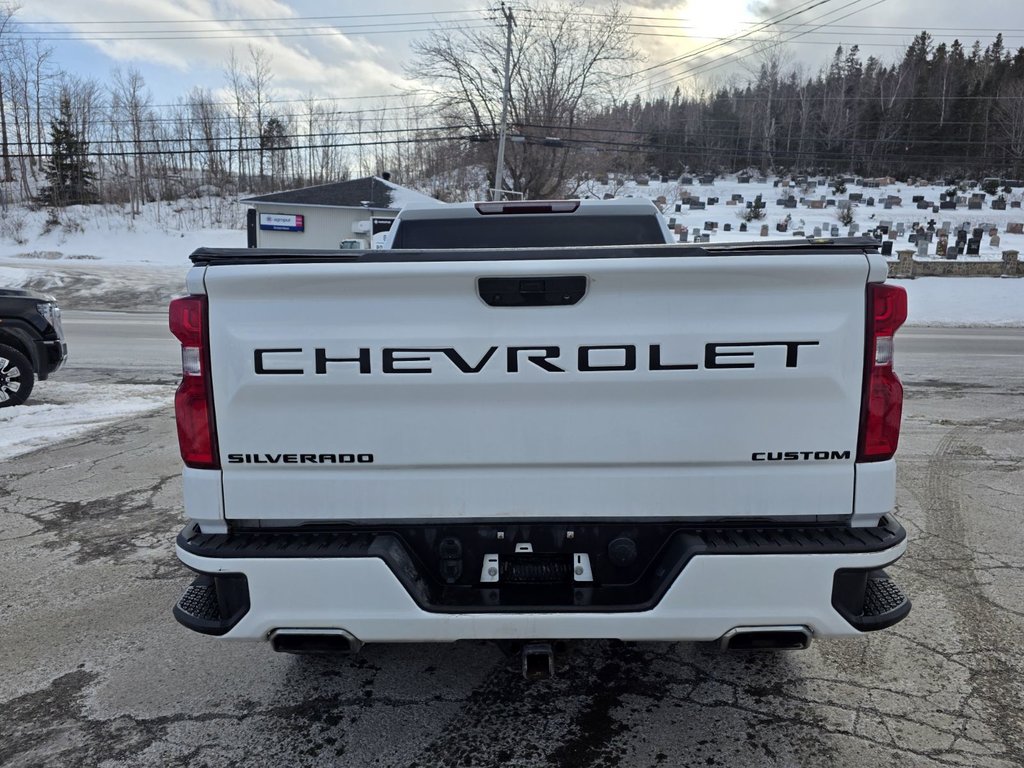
(259, 213, 305, 232)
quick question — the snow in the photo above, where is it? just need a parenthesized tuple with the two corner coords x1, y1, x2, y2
(379, 176, 444, 209)
(0, 382, 170, 461)
(901, 278, 1024, 327)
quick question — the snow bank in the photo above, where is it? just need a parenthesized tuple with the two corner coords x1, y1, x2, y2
(901, 277, 1024, 327)
(0, 382, 170, 460)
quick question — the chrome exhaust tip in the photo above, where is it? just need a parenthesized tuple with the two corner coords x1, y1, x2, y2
(719, 625, 813, 651)
(270, 628, 364, 655)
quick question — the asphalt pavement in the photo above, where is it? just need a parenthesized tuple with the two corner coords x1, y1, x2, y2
(0, 316, 1022, 767)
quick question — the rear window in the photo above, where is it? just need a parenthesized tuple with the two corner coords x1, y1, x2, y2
(390, 214, 665, 249)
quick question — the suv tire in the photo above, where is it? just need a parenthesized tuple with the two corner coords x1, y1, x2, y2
(0, 343, 34, 407)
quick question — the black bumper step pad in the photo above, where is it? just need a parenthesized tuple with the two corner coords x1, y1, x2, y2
(172, 573, 250, 636)
(832, 568, 911, 631)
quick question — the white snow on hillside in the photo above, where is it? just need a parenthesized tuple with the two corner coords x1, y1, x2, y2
(0, 180, 1022, 324)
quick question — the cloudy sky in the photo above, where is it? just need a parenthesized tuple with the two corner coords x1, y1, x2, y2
(14, 0, 1024, 107)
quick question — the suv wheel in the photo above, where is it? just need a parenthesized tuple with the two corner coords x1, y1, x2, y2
(0, 343, 34, 407)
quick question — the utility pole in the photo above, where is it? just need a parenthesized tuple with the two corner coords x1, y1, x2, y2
(492, 3, 515, 201)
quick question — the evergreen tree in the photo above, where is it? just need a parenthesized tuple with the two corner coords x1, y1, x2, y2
(38, 93, 95, 207)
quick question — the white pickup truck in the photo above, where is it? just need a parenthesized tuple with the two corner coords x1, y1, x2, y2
(171, 198, 910, 671)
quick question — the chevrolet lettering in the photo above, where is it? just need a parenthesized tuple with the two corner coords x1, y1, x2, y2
(252, 341, 821, 376)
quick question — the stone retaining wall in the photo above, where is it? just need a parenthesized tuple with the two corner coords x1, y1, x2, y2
(888, 250, 1019, 278)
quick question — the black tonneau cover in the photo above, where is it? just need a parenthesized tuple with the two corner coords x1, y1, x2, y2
(190, 237, 880, 266)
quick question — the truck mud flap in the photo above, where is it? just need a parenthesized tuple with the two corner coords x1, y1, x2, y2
(177, 517, 907, 615)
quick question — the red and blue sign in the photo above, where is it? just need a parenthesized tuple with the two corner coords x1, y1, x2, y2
(259, 213, 305, 232)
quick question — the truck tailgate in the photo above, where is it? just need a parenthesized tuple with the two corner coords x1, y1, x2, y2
(202, 250, 871, 522)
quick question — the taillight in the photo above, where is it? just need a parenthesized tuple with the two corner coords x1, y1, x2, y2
(858, 283, 907, 462)
(169, 295, 219, 469)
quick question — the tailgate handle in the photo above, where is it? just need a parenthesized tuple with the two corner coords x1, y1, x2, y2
(478, 276, 587, 307)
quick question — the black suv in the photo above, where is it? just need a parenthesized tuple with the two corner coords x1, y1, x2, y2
(0, 288, 67, 407)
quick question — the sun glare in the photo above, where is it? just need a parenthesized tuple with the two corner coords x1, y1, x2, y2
(684, 0, 753, 42)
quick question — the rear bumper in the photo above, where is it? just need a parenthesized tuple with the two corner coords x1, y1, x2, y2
(174, 517, 910, 643)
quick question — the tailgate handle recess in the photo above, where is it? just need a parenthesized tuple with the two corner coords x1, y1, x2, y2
(478, 276, 587, 307)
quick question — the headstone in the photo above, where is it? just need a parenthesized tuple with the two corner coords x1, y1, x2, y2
(966, 239, 981, 256)
(988, 226, 999, 237)
(908, 234, 917, 245)
(700, 174, 715, 185)
(916, 200, 931, 209)
(947, 244, 961, 259)
(1012, 201, 1022, 209)
(830, 225, 840, 237)
(680, 176, 693, 185)
(704, 221, 715, 231)
(792, 230, 804, 237)
(689, 202, 706, 210)
(940, 200, 957, 210)
(866, 197, 875, 207)
(991, 234, 1001, 247)
(916, 239, 929, 258)
(973, 227, 984, 241)
(881, 240, 894, 256)
(668, 217, 676, 228)
(674, 202, 682, 213)
(913, 195, 924, 203)
(708, 197, 719, 206)
(888, 230, 898, 240)
(760, 224, 769, 237)
(723, 223, 732, 232)
(849, 193, 863, 202)
(784, 198, 798, 209)
(776, 198, 790, 206)
(813, 226, 822, 237)
(809, 199, 825, 209)
(737, 173, 751, 184)
(732, 194, 744, 202)
(826, 199, 836, 207)
(848, 227, 857, 237)
(679, 229, 688, 242)
(850, 223, 860, 234)
(884, 200, 893, 210)
(968, 199, 983, 210)
(727, 199, 737, 205)
(739, 222, 748, 232)
(895, 222, 905, 234)
(1007, 222, 1024, 234)
(936, 237, 948, 257)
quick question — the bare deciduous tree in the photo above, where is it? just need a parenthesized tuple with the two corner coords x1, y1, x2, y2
(409, 0, 640, 198)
